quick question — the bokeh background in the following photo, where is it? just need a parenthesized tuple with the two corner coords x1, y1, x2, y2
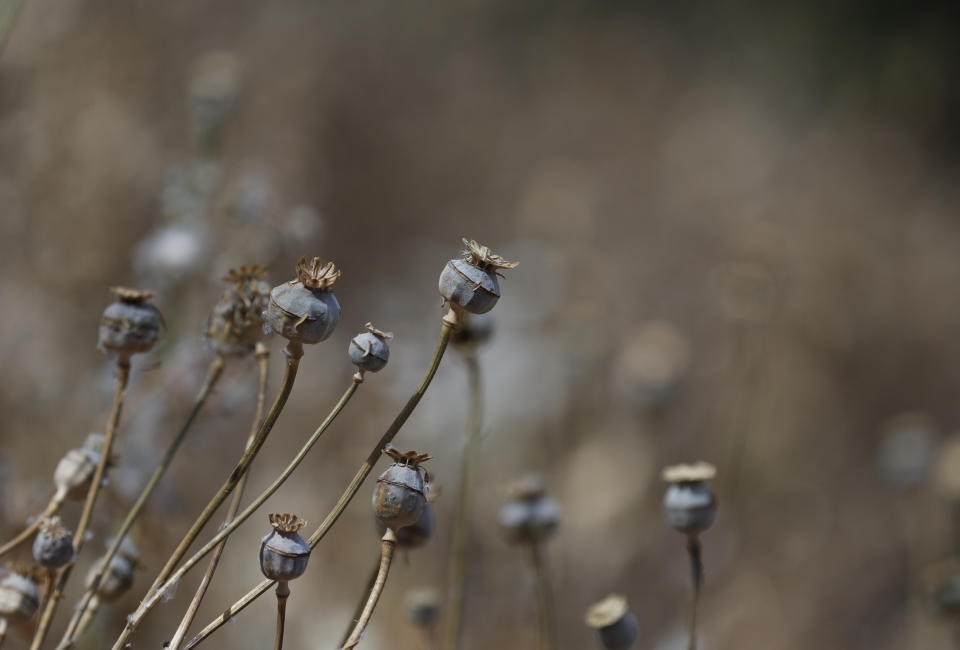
(2, 0, 960, 648)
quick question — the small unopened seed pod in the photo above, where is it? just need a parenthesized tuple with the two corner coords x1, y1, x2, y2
(585, 594, 638, 649)
(205, 265, 272, 357)
(53, 436, 103, 501)
(97, 287, 162, 361)
(264, 257, 341, 345)
(32, 517, 74, 569)
(0, 569, 40, 624)
(377, 473, 437, 548)
(373, 447, 431, 531)
(259, 514, 311, 582)
(451, 313, 494, 352)
(405, 586, 441, 629)
(498, 474, 561, 544)
(349, 323, 393, 375)
(662, 462, 718, 536)
(87, 554, 135, 602)
(438, 239, 518, 314)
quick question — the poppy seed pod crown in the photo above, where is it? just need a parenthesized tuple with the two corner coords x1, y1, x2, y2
(97, 287, 162, 362)
(373, 447, 431, 531)
(264, 257, 341, 345)
(438, 239, 518, 314)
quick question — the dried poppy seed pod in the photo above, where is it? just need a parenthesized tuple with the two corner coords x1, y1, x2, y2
(498, 474, 561, 544)
(373, 448, 431, 531)
(53, 434, 104, 501)
(585, 594, 638, 649)
(0, 569, 40, 624)
(97, 287, 162, 361)
(451, 312, 494, 352)
(87, 554, 135, 602)
(264, 257, 341, 346)
(32, 517, 74, 569)
(438, 239, 518, 314)
(662, 463, 718, 536)
(405, 586, 441, 629)
(205, 265, 272, 357)
(377, 473, 437, 547)
(349, 323, 393, 376)
(259, 514, 311, 582)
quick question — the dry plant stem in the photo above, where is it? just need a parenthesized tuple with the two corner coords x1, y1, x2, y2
(0, 0, 26, 58)
(59, 355, 227, 648)
(31, 361, 131, 650)
(182, 316, 456, 649)
(343, 530, 398, 649)
(529, 542, 556, 650)
(444, 353, 482, 650)
(73, 596, 100, 645)
(338, 556, 382, 649)
(0, 617, 6, 648)
(167, 347, 269, 650)
(686, 535, 703, 650)
(0, 493, 64, 559)
(112, 342, 303, 650)
(274, 581, 289, 650)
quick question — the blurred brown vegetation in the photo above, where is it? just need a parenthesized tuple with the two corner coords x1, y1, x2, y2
(1, 0, 960, 648)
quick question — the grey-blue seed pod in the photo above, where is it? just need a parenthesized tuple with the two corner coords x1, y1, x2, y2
(205, 265, 272, 357)
(585, 594, 638, 649)
(438, 239, 518, 314)
(376, 475, 436, 547)
(662, 463, 717, 536)
(451, 313, 495, 352)
(498, 474, 561, 544)
(97, 287, 162, 361)
(373, 448, 431, 531)
(0, 569, 40, 624)
(259, 513, 311, 582)
(349, 323, 393, 374)
(264, 257, 341, 345)
(87, 554, 135, 602)
(32, 517, 74, 569)
(405, 587, 441, 629)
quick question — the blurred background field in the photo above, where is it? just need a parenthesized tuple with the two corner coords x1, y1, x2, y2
(1, 0, 960, 648)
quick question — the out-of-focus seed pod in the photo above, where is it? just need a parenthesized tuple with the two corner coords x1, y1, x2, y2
(205, 265, 272, 357)
(87, 537, 139, 602)
(438, 239, 518, 314)
(924, 558, 960, 618)
(32, 517, 74, 569)
(373, 448, 431, 531)
(585, 594, 638, 649)
(188, 51, 241, 153)
(451, 313, 494, 353)
(405, 586, 440, 629)
(264, 257, 341, 345)
(53, 434, 104, 501)
(612, 322, 691, 409)
(0, 568, 40, 624)
(662, 463, 717, 536)
(97, 287, 162, 362)
(259, 514, 311, 582)
(498, 474, 561, 545)
(349, 323, 393, 375)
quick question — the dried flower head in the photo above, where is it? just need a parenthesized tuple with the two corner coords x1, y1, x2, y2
(374, 447, 431, 530)
(98, 287, 162, 360)
(206, 264, 271, 356)
(585, 594, 638, 650)
(33, 517, 74, 568)
(662, 462, 717, 483)
(349, 323, 393, 377)
(499, 474, 561, 544)
(111, 287, 155, 303)
(296, 256, 341, 289)
(662, 462, 718, 535)
(0, 565, 41, 623)
(461, 239, 520, 273)
(268, 513, 306, 534)
(384, 446, 432, 467)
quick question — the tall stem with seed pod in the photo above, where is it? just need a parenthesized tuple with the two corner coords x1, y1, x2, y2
(30, 361, 130, 650)
(530, 542, 556, 650)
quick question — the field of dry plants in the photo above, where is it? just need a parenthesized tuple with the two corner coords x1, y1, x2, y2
(0, 0, 959, 648)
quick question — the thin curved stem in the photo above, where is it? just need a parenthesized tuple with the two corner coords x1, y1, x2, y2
(182, 316, 456, 649)
(0, 493, 64, 560)
(0, 0, 26, 59)
(343, 530, 397, 649)
(529, 542, 555, 650)
(71, 595, 101, 646)
(274, 581, 289, 650)
(59, 355, 226, 648)
(338, 556, 381, 648)
(30, 360, 130, 650)
(686, 535, 702, 650)
(111, 342, 303, 650)
(167, 346, 269, 650)
(444, 354, 482, 650)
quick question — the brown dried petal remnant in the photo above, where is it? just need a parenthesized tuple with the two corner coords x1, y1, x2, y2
(295, 256, 340, 289)
(461, 238, 519, 272)
(268, 513, 306, 534)
(222, 264, 268, 284)
(662, 462, 717, 483)
(364, 322, 394, 340)
(38, 517, 70, 541)
(109, 287, 155, 303)
(384, 445, 432, 467)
